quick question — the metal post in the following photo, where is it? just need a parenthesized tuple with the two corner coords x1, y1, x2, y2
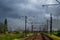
(47, 20, 48, 32)
(32, 24, 33, 33)
(50, 13, 52, 35)
(31, 22, 33, 33)
(39, 27, 41, 32)
(25, 16, 27, 34)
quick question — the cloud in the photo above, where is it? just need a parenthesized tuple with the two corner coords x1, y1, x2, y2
(0, 0, 60, 31)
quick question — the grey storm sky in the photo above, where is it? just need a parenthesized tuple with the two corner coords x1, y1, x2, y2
(0, 0, 60, 31)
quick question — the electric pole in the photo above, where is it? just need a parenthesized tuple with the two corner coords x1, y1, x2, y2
(32, 24, 33, 33)
(39, 27, 41, 32)
(31, 22, 33, 33)
(47, 20, 48, 32)
(25, 16, 27, 33)
(50, 13, 52, 35)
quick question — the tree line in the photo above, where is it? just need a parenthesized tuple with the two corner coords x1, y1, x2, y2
(0, 18, 8, 34)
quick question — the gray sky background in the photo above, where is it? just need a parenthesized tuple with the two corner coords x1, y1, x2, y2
(0, 0, 60, 31)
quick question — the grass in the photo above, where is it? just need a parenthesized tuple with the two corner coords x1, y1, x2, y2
(0, 32, 33, 40)
(46, 32, 60, 40)
(0, 32, 25, 40)
(51, 35, 60, 40)
(26, 33, 33, 37)
(2, 32, 60, 40)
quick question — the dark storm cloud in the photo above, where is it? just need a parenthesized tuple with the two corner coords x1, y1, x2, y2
(49, 5, 60, 16)
(0, 0, 23, 19)
(55, 6, 60, 16)
(0, 0, 60, 31)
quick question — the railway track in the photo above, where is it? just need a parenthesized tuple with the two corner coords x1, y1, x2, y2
(22, 33, 53, 40)
(22, 34, 36, 40)
(41, 33, 53, 40)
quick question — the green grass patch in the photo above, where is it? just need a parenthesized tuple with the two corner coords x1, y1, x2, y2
(0, 32, 25, 40)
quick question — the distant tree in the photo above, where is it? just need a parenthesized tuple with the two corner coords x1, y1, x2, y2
(0, 23, 4, 33)
(4, 18, 7, 25)
(4, 18, 8, 33)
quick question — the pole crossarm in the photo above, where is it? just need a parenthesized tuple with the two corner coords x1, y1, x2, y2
(56, 0, 60, 4)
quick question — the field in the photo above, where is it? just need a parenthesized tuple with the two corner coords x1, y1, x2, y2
(0, 32, 25, 40)
(0, 31, 33, 40)
(45, 32, 60, 40)
(0, 31, 60, 40)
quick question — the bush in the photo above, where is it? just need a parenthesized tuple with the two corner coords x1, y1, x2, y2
(14, 31, 20, 34)
(56, 32, 60, 37)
